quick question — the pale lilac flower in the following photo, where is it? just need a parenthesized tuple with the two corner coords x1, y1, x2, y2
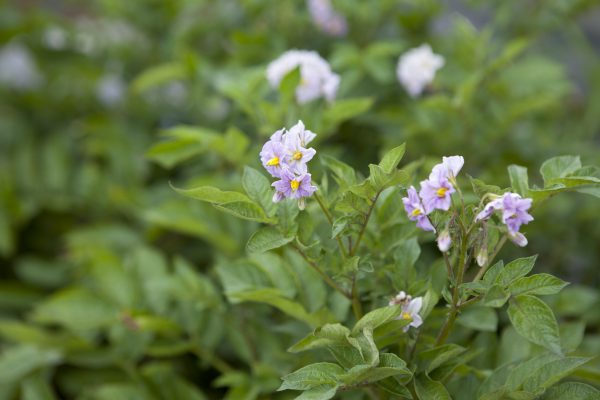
(283, 136, 316, 175)
(260, 129, 287, 178)
(401, 297, 423, 332)
(266, 50, 341, 104)
(508, 231, 528, 247)
(402, 186, 435, 232)
(272, 168, 317, 200)
(0, 43, 43, 90)
(397, 44, 445, 97)
(96, 74, 125, 107)
(476, 192, 533, 234)
(419, 166, 455, 213)
(307, 0, 348, 37)
(501, 193, 533, 233)
(434, 156, 464, 180)
(476, 247, 488, 267)
(287, 120, 316, 147)
(437, 229, 451, 252)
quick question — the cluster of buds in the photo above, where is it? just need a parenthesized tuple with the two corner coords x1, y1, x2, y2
(389, 291, 423, 332)
(260, 121, 318, 209)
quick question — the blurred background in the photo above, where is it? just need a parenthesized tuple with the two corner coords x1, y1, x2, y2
(1, 0, 599, 399)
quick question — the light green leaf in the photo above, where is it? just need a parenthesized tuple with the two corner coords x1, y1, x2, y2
(540, 156, 582, 185)
(321, 154, 356, 188)
(414, 374, 451, 400)
(288, 323, 351, 353)
(242, 166, 276, 216)
(146, 126, 219, 168)
(339, 353, 411, 385)
(278, 363, 344, 391)
(508, 165, 529, 197)
(379, 144, 406, 174)
(279, 66, 301, 102)
(246, 227, 294, 253)
(495, 256, 538, 287)
(522, 357, 592, 393)
(352, 305, 401, 334)
(323, 98, 373, 131)
(417, 344, 467, 374)
(21, 371, 58, 400)
(132, 62, 187, 93)
(507, 295, 562, 354)
(295, 385, 338, 400)
(509, 274, 568, 296)
(483, 261, 504, 285)
(457, 306, 498, 332)
(481, 285, 510, 308)
(541, 382, 600, 399)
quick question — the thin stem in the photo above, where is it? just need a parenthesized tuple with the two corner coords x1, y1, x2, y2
(350, 191, 381, 256)
(435, 230, 469, 346)
(473, 234, 508, 282)
(443, 251, 454, 281)
(294, 245, 350, 299)
(351, 276, 363, 320)
(314, 192, 348, 258)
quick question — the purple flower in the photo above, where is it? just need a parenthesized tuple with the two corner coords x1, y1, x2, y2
(283, 131, 316, 174)
(419, 165, 455, 213)
(476, 192, 533, 234)
(501, 193, 533, 233)
(401, 297, 423, 332)
(287, 120, 316, 147)
(272, 168, 316, 200)
(402, 186, 435, 232)
(260, 129, 287, 178)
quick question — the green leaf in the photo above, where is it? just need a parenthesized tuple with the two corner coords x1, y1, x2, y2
(414, 374, 451, 400)
(321, 155, 356, 188)
(339, 353, 411, 386)
(509, 274, 569, 296)
(246, 227, 294, 253)
(507, 295, 562, 354)
(323, 98, 373, 130)
(378, 144, 406, 174)
(242, 167, 276, 216)
(21, 371, 58, 400)
(522, 357, 592, 393)
(278, 363, 344, 391)
(295, 385, 338, 400)
(508, 165, 530, 196)
(457, 306, 498, 332)
(481, 285, 510, 308)
(288, 323, 351, 353)
(417, 344, 467, 374)
(146, 126, 219, 168)
(279, 66, 301, 102)
(352, 305, 401, 334)
(483, 261, 504, 285)
(0, 345, 61, 385)
(174, 185, 273, 222)
(541, 382, 600, 399)
(495, 255, 538, 287)
(540, 156, 582, 185)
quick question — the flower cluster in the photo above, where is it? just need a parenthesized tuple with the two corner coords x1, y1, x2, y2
(306, 0, 348, 37)
(475, 192, 534, 247)
(402, 156, 464, 243)
(389, 291, 423, 332)
(266, 50, 340, 104)
(396, 44, 445, 97)
(260, 121, 318, 209)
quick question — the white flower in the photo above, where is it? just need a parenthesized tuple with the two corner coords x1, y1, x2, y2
(437, 229, 451, 252)
(96, 74, 125, 107)
(306, 0, 348, 37)
(396, 44, 445, 97)
(43, 26, 68, 50)
(401, 297, 423, 332)
(0, 43, 43, 90)
(266, 50, 341, 104)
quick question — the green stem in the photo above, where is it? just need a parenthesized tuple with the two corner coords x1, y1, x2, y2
(294, 245, 350, 299)
(351, 276, 363, 320)
(192, 346, 234, 374)
(350, 191, 381, 256)
(435, 230, 469, 346)
(314, 191, 348, 258)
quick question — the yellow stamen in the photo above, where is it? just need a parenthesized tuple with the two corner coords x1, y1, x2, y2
(436, 187, 447, 198)
(290, 179, 300, 191)
(410, 208, 422, 217)
(292, 150, 303, 161)
(266, 156, 280, 167)
(401, 312, 412, 320)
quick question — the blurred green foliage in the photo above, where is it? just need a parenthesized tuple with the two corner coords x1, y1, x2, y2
(0, 0, 599, 399)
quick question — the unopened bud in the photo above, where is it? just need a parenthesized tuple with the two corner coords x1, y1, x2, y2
(476, 247, 488, 267)
(508, 231, 528, 247)
(437, 229, 451, 252)
(298, 198, 306, 210)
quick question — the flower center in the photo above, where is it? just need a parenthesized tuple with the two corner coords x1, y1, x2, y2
(410, 208, 422, 217)
(401, 312, 412, 320)
(266, 156, 280, 167)
(290, 179, 300, 191)
(436, 187, 447, 198)
(292, 151, 303, 161)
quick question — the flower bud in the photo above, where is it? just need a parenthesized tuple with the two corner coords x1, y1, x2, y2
(476, 247, 488, 267)
(508, 231, 528, 247)
(437, 229, 451, 252)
